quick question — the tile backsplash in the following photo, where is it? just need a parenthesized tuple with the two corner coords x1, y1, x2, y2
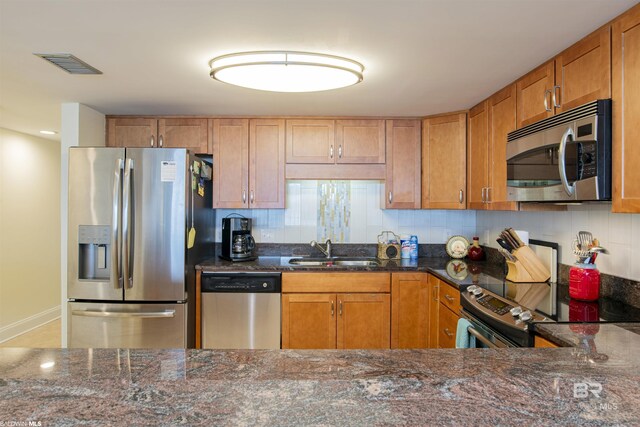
(476, 204, 640, 281)
(215, 180, 477, 245)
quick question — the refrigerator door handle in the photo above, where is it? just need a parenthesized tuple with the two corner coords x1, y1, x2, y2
(71, 309, 176, 318)
(122, 158, 134, 289)
(112, 158, 123, 289)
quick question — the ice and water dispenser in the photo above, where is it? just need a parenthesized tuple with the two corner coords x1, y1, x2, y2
(77, 225, 111, 280)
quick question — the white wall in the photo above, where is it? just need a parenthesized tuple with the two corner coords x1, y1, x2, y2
(60, 103, 105, 347)
(477, 204, 640, 281)
(216, 180, 477, 245)
(0, 128, 61, 341)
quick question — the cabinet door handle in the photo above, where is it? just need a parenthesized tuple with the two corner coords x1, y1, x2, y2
(444, 328, 454, 338)
(388, 191, 393, 204)
(339, 300, 343, 316)
(486, 187, 491, 202)
(459, 189, 464, 204)
(444, 294, 455, 303)
(544, 89, 552, 112)
(159, 135, 163, 147)
(338, 145, 343, 158)
(250, 190, 254, 204)
(330, 145, 334, 159)
(481, 187, 486, 203)
(552, 85, 561, 108)
(331, 300, 334, 317)
(433, 285, 439, 301)
(242, 190, 246, 204)
(150, 136, 155, 147)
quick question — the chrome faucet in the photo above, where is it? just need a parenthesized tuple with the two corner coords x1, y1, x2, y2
(310, 239, 332, 258)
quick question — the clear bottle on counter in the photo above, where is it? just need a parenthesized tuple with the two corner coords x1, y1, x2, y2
(410, 235, 419, 259)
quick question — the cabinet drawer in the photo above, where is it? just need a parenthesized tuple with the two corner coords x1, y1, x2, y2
(282, 272, 390, 293)
(438, 305, 459, 349)
(438, 282, 460, 313)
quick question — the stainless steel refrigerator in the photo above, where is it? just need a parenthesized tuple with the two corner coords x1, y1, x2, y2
(67, 147, 213, 348)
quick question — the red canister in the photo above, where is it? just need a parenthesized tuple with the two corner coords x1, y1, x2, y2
(569, 264, 600, 301)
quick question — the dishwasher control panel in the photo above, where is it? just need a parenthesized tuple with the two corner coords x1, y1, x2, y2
(201, 272, 282, 293)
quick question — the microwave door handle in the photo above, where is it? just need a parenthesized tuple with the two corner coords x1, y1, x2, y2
(122, 158, 133, 289)
(558, 127, 575, 197)
(111, 158, 123, 289)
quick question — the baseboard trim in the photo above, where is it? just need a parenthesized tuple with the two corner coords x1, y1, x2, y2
(0, 306, 61, 343)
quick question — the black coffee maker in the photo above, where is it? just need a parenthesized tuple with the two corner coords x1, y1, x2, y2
(220, 216, 256, 261)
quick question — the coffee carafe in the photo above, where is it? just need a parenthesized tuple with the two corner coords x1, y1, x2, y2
(220, 216, 256, 261)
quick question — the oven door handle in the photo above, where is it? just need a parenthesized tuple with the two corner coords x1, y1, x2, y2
(467, 326, 499, 349)
(558, 126, 575, 196)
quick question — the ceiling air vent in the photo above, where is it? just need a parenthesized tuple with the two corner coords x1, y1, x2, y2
(34, 53, 102, 75)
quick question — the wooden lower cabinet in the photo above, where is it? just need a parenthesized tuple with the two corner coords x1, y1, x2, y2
(338, 294, 390, 349)
(282, 291, 390, 350)
(534, 335, 559, 348)
(391, 273, 429, 349)
(430, 275, 462, 349)
(282, 293, 337, 349)
(438, 305, 460, 349)
(428, 275, 440, 348)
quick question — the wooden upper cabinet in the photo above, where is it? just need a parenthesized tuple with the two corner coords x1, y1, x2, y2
(613, 3, 640, 213)
(516, 26, 611, 129)
(337, 293, 390, 349)
(335, 120, 385, 164)
(107, 118, 157, 148)
(249, 119, 285, 208)
(158, 118, 209, 153)
(384, 119, 421, 209)
(282, 293, 337, 349)
(488, 84, 518, 211)
(211, 119, 249, 208)
(107, 117, 209, 153)
(467, 101, 489, 210)
(391, 273, 429, 349)
(554, 26, 611, 113)
(516, 61, 555, 129)
(422, 113, 466, 209)
(285, 119, 335, 164)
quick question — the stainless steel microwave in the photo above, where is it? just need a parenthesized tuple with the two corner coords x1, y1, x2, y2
(506, 99, 611, 202)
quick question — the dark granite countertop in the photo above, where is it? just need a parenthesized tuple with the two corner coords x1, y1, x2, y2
(533, 322, 640, 350)
(1, 347, 638, 425)
(197, 256, 505, 290)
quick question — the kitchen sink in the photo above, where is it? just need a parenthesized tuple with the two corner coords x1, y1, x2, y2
(287, 257, 380, 267)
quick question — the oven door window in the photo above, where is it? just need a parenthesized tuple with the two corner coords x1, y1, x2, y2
(507, 142, 582, 188)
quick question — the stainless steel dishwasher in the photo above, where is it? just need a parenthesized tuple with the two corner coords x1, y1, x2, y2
(201, 272, 281, 349)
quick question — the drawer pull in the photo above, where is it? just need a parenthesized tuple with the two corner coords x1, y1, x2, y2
(444, 328, 454, 338)
(444, 294, 455, 303)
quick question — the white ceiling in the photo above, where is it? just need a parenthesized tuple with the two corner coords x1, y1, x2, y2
(0, 0, 636, 141)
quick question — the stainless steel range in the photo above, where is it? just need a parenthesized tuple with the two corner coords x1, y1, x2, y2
(459, 240, 558, 347)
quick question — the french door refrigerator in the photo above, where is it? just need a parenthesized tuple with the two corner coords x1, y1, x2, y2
(67, 147, 213, 348)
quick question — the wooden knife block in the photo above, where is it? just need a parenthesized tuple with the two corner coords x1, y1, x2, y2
(505, 246, 551, 283)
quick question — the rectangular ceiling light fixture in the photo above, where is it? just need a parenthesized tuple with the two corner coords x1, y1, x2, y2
(34, 53, 102, 74)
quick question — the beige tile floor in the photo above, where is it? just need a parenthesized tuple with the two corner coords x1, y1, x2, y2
(0, 318, 62, 348)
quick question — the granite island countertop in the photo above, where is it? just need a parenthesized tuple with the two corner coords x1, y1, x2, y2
(1, 347, 638, 426)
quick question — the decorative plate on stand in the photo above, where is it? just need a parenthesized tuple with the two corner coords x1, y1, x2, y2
(446, 235, 470, 259)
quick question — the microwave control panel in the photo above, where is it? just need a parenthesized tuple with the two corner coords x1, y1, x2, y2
(577, 141, 597, 179)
